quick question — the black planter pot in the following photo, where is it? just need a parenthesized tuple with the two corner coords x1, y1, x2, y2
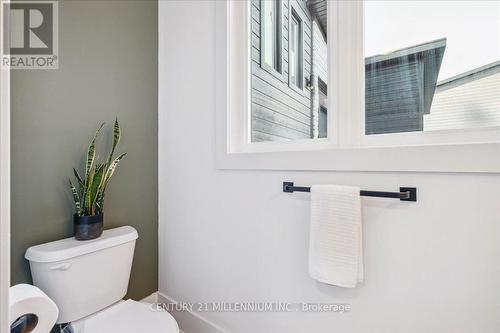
(74, 214, 103, 240)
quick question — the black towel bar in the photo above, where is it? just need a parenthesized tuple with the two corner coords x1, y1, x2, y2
(283, 182, 417, 202)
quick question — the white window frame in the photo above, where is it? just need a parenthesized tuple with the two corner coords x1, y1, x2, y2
(215, 0, 500, 173)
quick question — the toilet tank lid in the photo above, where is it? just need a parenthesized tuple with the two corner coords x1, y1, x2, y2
(25, 226, 138, 263)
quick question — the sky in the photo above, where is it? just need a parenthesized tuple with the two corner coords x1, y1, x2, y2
(364, 1, 500, 80)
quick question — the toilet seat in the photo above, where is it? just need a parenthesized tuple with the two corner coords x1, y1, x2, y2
(72, 299, 179, 333)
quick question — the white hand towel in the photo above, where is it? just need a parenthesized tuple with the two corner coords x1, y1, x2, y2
(308, 185, 363, 288)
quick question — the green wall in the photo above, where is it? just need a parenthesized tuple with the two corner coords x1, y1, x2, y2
(10, 0, 158, 300)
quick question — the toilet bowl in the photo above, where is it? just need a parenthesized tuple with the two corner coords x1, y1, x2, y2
(69, 299, 178, 333)
(25, 226, 179, 333)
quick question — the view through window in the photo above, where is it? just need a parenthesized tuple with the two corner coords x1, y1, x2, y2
(365, 1, 500, 135)
(251, 0, 328, 142)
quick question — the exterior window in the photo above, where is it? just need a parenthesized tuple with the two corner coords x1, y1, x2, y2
(365, 1, 500, 135)
(218, 0, 500, 172)
(318, 106, 327, 138)
(261, 0, 281, 72)
(318, 78, 328, 138)
(289, 12, 302, 88)
(251, 0, 328, 142)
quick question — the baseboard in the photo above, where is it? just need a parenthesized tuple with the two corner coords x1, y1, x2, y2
(140, 291, 159, 303)
(157, 292, 228, 333)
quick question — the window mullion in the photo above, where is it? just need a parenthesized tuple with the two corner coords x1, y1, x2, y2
(333, 1, 364, 148)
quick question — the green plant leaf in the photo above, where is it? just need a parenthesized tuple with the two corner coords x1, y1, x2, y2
(99, 152, 127, 199)
(86, 123, 104, 179)
(69, 179, 81, 215)
(73, 168, 84, 188)
(107, 118, 121, 167)
(103, 152, 127, 184)
(71, 120, 126, 217)
(95, 191, 104, 215)
(88, 164, 106, 215)
(82, 165, 95, 215)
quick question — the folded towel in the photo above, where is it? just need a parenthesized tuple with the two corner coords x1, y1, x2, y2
(308, 185, 363, 288)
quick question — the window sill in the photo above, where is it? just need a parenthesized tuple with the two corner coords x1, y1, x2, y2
(288, 81, 306, 97)
(260, 62, 286, 83)
(215, 140, 500, 173)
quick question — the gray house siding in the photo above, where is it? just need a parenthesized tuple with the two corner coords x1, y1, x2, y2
(312, 21, 327, 83)
(365, 39, 446, 135)
(251, 0, 314, 142)
(365, 59, 425, 134)
(311, 19, 327, 138)
(424, 61, 500, 131)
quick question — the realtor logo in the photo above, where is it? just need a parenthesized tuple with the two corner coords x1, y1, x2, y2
(2, 1, 58, 69)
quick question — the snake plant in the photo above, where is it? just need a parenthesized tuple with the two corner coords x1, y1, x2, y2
(69, 119, 126, 216)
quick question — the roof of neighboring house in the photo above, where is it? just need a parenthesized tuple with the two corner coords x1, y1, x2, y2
(307, 0, 327, 37)
(436, 60, 500, 92)
(365, 38, 447, 65)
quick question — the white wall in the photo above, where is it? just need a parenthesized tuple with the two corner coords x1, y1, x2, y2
(0, 47, 11, 333)
(159, 2, 500, 332)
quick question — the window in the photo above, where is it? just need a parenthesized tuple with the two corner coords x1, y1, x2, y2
(289, 11, 302, 88)
(216, 0, 500, 172)
(318, 106, 327, 138)
(250, 0, 328, 142)
(318, 78, 328, 138)
(365, 1, 500, 136)
(261, 0, 281, 73)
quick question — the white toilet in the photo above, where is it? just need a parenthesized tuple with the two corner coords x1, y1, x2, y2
(25, 226, 179, 333)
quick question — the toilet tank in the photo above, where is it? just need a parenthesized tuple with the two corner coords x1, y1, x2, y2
(25, 226, 138, 324)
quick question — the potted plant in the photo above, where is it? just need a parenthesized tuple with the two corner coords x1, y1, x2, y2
(69, 119, 126, 240)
